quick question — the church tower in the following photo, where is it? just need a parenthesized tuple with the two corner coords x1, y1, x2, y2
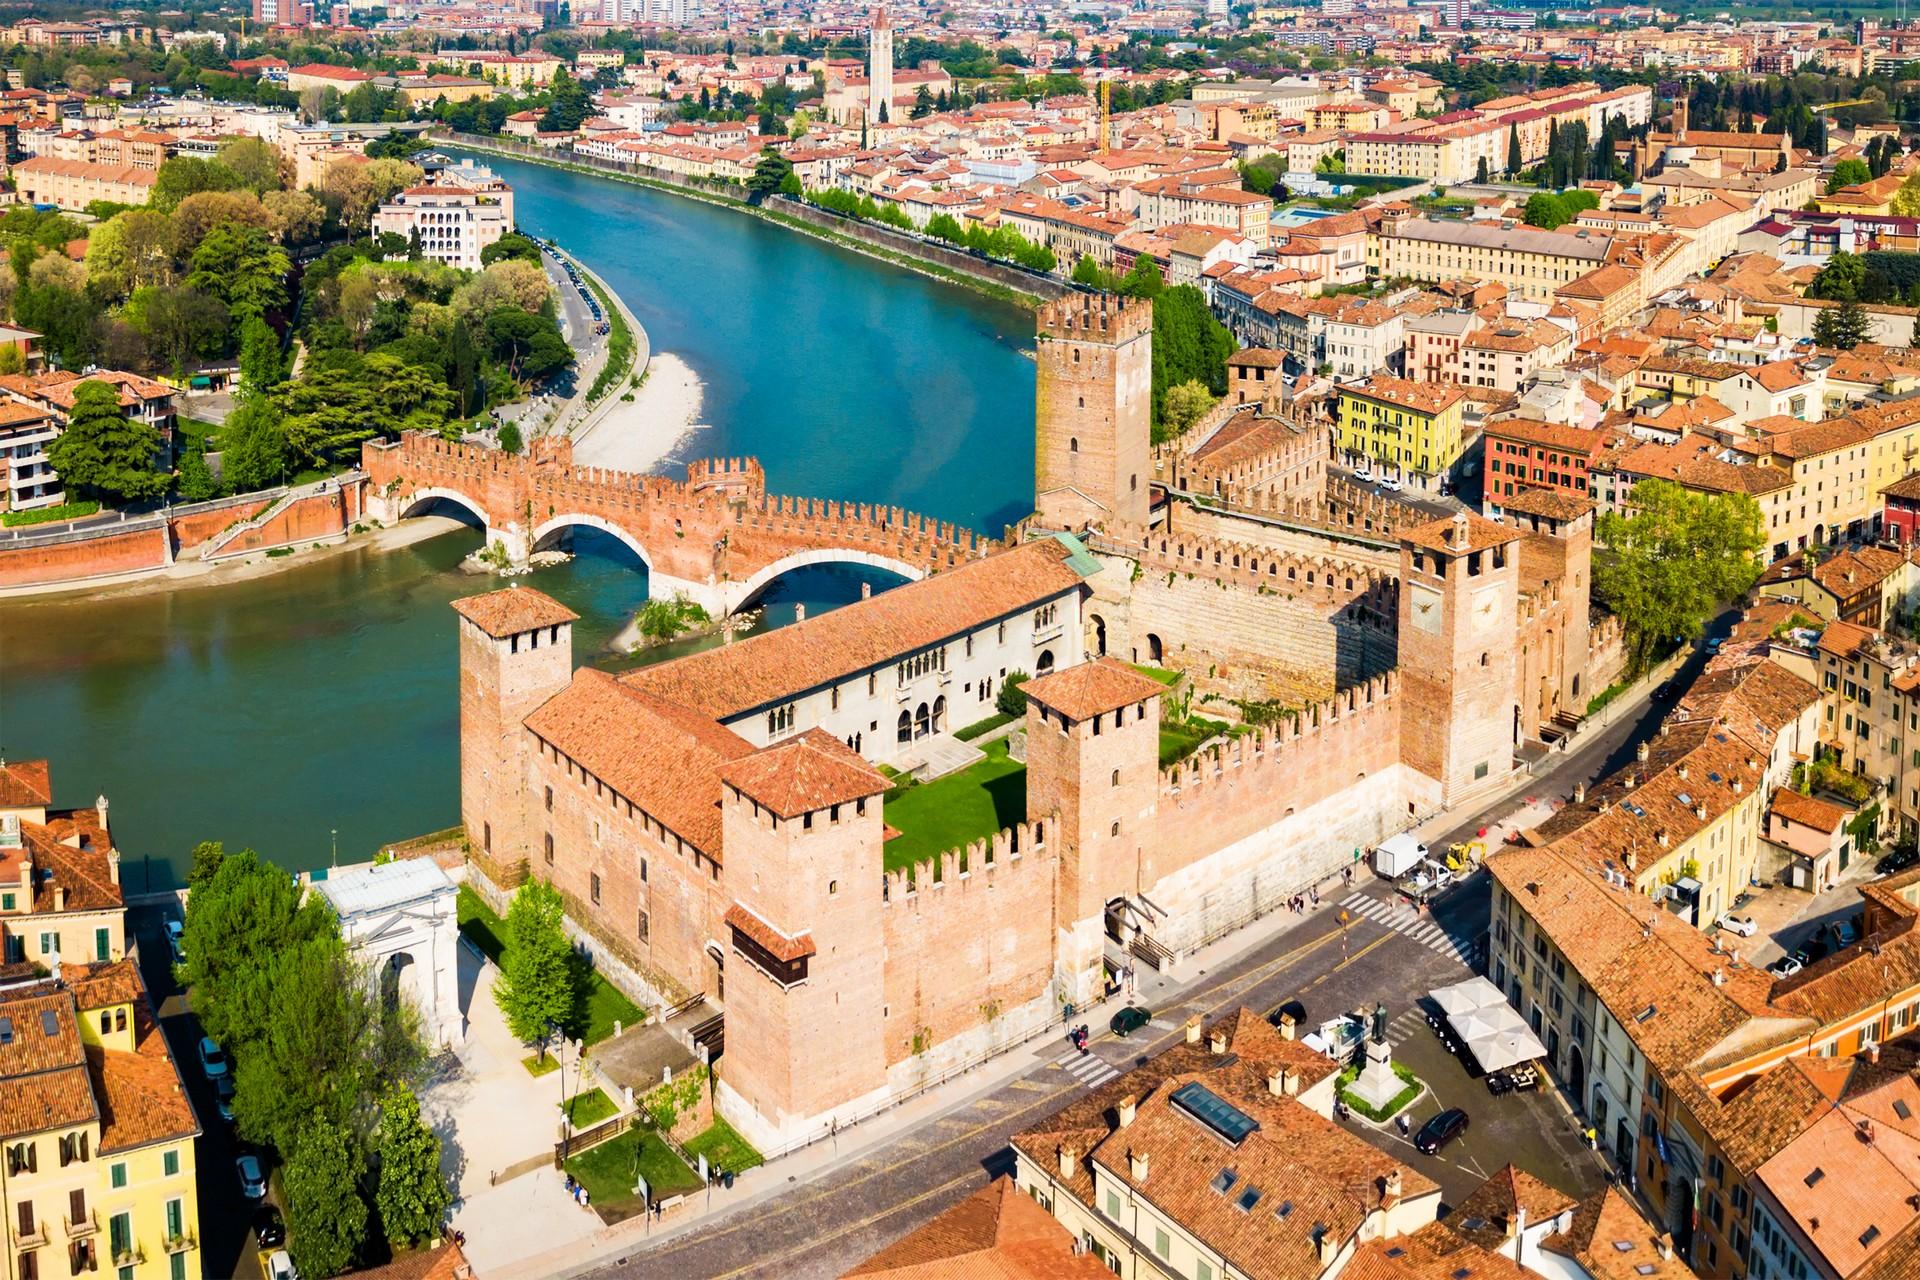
(868, 6, 894, 125)
(1396, 512, 1522, 808)
(1034, 293, 1153, 532)
(714, 732, 892, 1149)
(451, 587, 577, 885)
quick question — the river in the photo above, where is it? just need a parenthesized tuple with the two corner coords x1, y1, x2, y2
(0, 152, 1036, 889)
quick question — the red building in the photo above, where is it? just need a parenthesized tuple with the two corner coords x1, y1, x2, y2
(1482, 418, 1613, 505)
(1883, 473, 1920, 545)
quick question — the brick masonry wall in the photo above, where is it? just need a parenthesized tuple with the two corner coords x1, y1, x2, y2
(201, 487, 355, 560)
(880, 828, 1058, 1074)
(0, 524, 169, 586)
(171, 498, 271, 549)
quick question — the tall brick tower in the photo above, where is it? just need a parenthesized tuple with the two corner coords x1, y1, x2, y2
(867, 5, 894, 124)
(451, 587, 577, 885)
(1021, 659, 1166, 1006)
(1034, 293, 1153, 532)
(1502, 489, 1595, 740)
(714, 731, 892, 1149)
(1397, 512, 1523, 808)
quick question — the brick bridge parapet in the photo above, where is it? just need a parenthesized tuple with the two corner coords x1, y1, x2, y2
(361, 433, 996, 612)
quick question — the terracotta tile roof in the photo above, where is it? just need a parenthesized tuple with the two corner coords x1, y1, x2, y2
(64, 959, 142, 1011)
(0, 759, 51, 808)
(1448, 1164, 1576, 1249)
(0, 987, 94, 1139)
(91, 996, 197, 1153)
(1757, 1104, 1920, 1276)
(16, 818, 122, 914)
(1543, 1186, 1690, 1280)
(719, 730, 888, 819)
(1402, 511, 1523, 556)
(1810, 546, 1908, 598)
(1498, 488, 1595, 522)
(1347, 1221, 1532, 1280)
(1342, 376, 1465, 416)
(621, 541, 1088, 722)
(524, 669, 753, 857)
(333, 1242, 473, 1280)
(1022, 658, 1166, 724)
(1769, 786, 1851, 835)
(722, 903, 815, 963)
(451, 586, 580, 639)
(844, 1176, 1114, 1279)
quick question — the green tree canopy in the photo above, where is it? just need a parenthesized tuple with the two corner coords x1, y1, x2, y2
(187, 223, 291, 323)
(1161, 379, 1216, 436)
(374, 1083, 450, 1246)
(1812, 297, 1873, 351)
(1827, 157, 1872, 194)
(745, 148, 795, 204)
(480, 232, 543, 267)
(151, 156, 248, 212)
(494, 880, 578, 1050)
(44, 380, 170, 505)
(284, 1118, 370, 1280)
(219, 398, 290, 494)
(1593, 479, 1765, 674)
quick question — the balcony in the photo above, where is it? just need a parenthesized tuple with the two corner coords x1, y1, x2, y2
(63, 1211, 96, 1238)
(162, 1231, 195, 1255)
(17, 1220, 49, 1248)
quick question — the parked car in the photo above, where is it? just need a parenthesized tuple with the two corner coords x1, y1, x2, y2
(164, 919, 185, 965)
(212, 1073, 236, 1123)
(1268, 1000, 1308, 1031)
(1376, 477, 1403, 492)
(253, 1205, 286, 1249)
(1110, 1005, 1152, 1037)
(1768, 953, 1806, 979)
(1717, 914, 1758, 937)
(1414, 1108, 1470, 1155)
(197, 1037, 229, 1082)
(1828, 919, 1862, 951)
(266, 1248, 298, 1280)
(1883, 845, 1920, 873)
(235, 1153, 267, 1200)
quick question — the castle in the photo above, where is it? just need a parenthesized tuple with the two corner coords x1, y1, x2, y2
(450, 293, 1611, 1149)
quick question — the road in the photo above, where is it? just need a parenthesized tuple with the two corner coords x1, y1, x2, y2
(496, 243, 607, 439)
(580, 652, 1704, 1279)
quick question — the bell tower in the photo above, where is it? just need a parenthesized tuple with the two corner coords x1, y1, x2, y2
(1396, 512, 1522, 807)
(1034, 293, 1153, 532)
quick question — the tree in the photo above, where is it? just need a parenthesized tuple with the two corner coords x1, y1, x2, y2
(1827, 157, 1872, 194)
(1593, 479, 1764, 674)
(188, 223, 291, 322)
(745, 148, 794, 204)
(126, 286, 230, 377)
(176, 446, 219, 501)
(150, 156, 246, 212)
(279, 354, 456, 465)
(186, 840, 226, 894)
(1911, 309, 1920, 349)
(1507, 122, 1522, 174)
(484, 309, 571, 383)
(263, 189, 326, 246)
(925, 212, 965, 244)
(1895, 173, 1920, 218)
(180, 848, 337, 1055)
(498, 422, 523, 454)
(284, 1119, 369, 1280)
(494, 881, 576, 1051)
(1071, 254, 1119, 290)
(1161, 379, 1216, 436)
(541, 69, 592, 132)
(1476, 155, 1489, 183)
(997, 670, 1030, 717)
(219, 399, 290, 493)
(45, 381, 170, 505)
(216, 136, 288, 193)
(1813, 297, 1873, 350)
(239, 317, 285, 393)
(480, 233, 543, 267)
(374, 1083, 450, 1246)
(1810, 250, 1866, 302)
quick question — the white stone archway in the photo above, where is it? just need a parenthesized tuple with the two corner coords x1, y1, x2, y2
(530, 513, 656, 574)
(314, 859, 464, 1048)
(727, 547, 924, 613)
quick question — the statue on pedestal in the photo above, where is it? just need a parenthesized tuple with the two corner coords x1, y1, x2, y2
(1372, 1001, 1388, 1045)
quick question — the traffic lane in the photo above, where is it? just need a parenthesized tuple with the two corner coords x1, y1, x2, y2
(128, 905, 265, 1280)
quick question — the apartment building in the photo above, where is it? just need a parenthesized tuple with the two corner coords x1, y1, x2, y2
(1377, 219, 1614, 302)
(1482, 418, 1614, 505)
(1460, 321, 1575, 394)
(10, 157, 156, 211)
(1335, 377, 1467, 478)
(371, 180, 513, 271)
(1127, 170, 1271, 249)
(0, 401, 58, 514)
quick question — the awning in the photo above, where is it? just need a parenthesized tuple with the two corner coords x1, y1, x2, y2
(1427, 975, 1548, 1073)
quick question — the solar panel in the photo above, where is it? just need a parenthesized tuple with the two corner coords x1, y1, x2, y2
(1170, 1081, 1260, 1145)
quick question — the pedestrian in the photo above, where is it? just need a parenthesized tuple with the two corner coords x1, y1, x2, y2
(1396, 1114, 1411, 1137)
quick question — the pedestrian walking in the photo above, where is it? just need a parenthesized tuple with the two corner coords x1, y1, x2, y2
(1396, 1114, 1411, 1138)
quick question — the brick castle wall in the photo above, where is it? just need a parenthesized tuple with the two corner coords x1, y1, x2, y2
(0, 524, 169, 586)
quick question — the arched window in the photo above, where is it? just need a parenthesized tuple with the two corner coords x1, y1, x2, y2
(1037, 649, 1056, 673)
(932, 695, 947, 732)
(1111, 769, 1121, 788)
(1070, 437, 1079, 453)
(915, 702, 931, 738)
(897, 710, 912, 744)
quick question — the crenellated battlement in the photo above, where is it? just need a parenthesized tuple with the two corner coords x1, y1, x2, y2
(881, 818, 1054, 904)
(1160, 671, 1400, 802)
(1037, 291, 1153, 343)
(1107, 527, 1397, 606)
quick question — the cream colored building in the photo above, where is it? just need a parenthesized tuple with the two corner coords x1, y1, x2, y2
(9, 157, 154, 210)
(1377, 218, 1614, 301)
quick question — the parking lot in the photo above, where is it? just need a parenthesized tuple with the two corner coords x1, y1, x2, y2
(128, 902, 267, 1280)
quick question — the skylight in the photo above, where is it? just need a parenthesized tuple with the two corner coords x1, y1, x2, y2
(1896, 1100, 1912, 1121)
(1805, 1168, 1826, 1187)
(39, 1010, 55, 1037)
(1171, 1081, 1260, 1145)
(1276, 1200, 1295, 1220)
(1237, 1186, 1263, 1214)
(1637, 1265, 1658, 1275)
(1212, 1169, 1238, 1195)
(1635, 1004, 1658, 1023)
(1388, 1248, 1407, 1259)
(1862, 1227, 1881, 1248)
(0, 1017, 11, 1045)
(1614, 1242, 1635, 1253)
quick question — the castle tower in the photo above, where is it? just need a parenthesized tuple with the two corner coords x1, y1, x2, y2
(1396, 512, 1522, 808)
(713, 731, 892, 1149)
(1502, 490, 1595, 742)
(1022, 659, 1166, 1006)
(1034, 293, 1153, 532)
(451, 587, 577, 885)
(868, 6, 894, 125)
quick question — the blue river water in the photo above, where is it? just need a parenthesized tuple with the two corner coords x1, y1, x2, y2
(0, 154, 1036, 886)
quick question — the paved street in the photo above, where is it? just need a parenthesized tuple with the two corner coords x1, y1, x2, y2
(127, 902, 265, 1280)
(496, 243, 607, 439)
(565, 640, 1711, 1280)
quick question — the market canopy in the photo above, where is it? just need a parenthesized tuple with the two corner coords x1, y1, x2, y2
(1427, 975, 1548, 1073)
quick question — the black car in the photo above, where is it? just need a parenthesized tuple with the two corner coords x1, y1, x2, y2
(1413, 1108, 1470, 1155)
(1110, 1005, 1152, 1037)
(1485, 1071, 1514, 1096)
(253, 1205, 286, 1249)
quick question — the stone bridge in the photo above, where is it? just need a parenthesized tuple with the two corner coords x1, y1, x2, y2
(361, 433, 997, 614)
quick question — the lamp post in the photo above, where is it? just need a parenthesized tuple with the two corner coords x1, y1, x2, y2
(550, 1019, 572, 1161)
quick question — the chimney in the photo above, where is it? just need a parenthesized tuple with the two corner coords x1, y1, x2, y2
(1711, 968, 1726, 987)
(18, 856, 31, 910)
(1117, 1094, 1139, 1128)
(108, 853, 119, 886)
(1278, 1011, 1297, 1040)
(861, 582, 872, 599)
(1733, 779, 1744, 796)
(1129, 1148, 1150, 1182)
(1869, 1041, 1882, 1064)
(1637, 741, 1650, 762)
(1059, 1144, 1079, 1180)
(1317, 1226, 1340, 1264)
(1210, 1029, 1228, 1055)
(1599, 798, 1612, 814)
(1269, 1066, 1301, 1097)
(1676, 763, 1688, 780)
(1382, 1169, 1404, 1210)
(1656, 830, 1670, 849)
(1695, 803, 1708, 820)
(94, 794, 108, 835)
(1624, 849, 1638, 872)
(53, 884, 65, 912)
(1185, 1014, 1204, 1044)
(1656, 1235, 1674, 1261)
(1514, 1205, 1529, 1247)
(1574, 783, 1586, 804)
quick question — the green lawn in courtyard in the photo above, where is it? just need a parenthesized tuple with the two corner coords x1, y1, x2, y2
(881, 738, 1028, 873)
(1130, 663, 1182, 685)
(563, 1087, 617, 1128)
(1159, 716, 1228, 766)
(564, 1129, 703, 1206)
(459, 885, 645, 1046)
(682, 1117, 764, 1173)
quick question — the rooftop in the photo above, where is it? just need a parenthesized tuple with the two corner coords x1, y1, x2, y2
(451, 586, 580, 639)
(1023, 658, 1167, 724)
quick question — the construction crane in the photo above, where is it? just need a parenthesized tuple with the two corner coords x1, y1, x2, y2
(1099, 48, 1110, 155)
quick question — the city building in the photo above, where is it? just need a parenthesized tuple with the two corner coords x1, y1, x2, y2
(0, 760, 127, 969)
(371, 179, 514, 271)
(1335, 377, 1468, 479)
(9, 157, 155, 211)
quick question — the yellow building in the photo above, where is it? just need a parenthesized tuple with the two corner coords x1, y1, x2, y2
(1335, 376, 1466, 477)
(0, 960, 201, 1280)
(1376, 217, 1615, 301)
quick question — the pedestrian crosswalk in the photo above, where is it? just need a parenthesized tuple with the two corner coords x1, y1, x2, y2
(1050, 1046, 1122, 1090)
(1338, 892, 1484, 969)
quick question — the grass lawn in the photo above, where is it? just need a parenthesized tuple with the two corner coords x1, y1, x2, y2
(564, 1087, 617, 1128)
(1129, 663, 1181, 685)
(565, 1129, 703, 1206)
(1158, 716, 1227, 766)
(682, 1117, 763, 1173)
(881, 738, 1027, 873)
(522, 1053, 560, 1078)
(460, 886, 644, 1047)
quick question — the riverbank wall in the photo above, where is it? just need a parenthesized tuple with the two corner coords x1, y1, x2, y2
(0, 473, 367, 591)
(432, 132, 1072, 307)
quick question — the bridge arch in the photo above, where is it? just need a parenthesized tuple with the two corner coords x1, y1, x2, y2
(730, 548, 924, 610)
(530, 514, 655, 572)
(400, 486, 491, 529)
